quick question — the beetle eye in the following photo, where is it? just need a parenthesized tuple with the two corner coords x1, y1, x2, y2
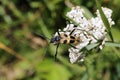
(56, 36, 60, 41)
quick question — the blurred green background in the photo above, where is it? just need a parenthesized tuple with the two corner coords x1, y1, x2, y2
(0, 0, 120, 80)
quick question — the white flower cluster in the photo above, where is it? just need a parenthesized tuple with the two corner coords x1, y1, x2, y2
(55, 6, 114, 63)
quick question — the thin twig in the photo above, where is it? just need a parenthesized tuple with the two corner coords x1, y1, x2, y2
(0, 42, 26, 60)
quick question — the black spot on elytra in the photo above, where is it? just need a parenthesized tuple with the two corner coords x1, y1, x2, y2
(63, 40, 67, 44)
(70, 36, 75, 39)
(64, 34, 68, 37)
(70, 40, 75, 43)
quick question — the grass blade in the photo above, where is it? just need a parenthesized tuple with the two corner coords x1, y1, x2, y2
(95, 0, 114, 42)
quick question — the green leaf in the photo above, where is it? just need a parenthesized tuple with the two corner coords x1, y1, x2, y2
(105, 42, 120, 47)
(38, 59, 72, 80)
(85, 41, 120, 51)
(30, 2, 41, 8)
(85, 43, 99, 50)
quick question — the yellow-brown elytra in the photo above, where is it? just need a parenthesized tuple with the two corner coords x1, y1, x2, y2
(50, 29, 80, 60)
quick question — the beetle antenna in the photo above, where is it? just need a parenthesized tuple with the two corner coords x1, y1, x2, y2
(33, 32, 50, 40)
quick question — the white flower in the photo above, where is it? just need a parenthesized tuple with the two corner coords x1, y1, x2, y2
(96, 7, 112, 18)
(63, 24, 75, 31)
(53, 6, 114, 63)
(69, 51, 85, 64)
(96, 7, 115, 26)
(66, 6, 87, 25)
(67, 6, 114, 63)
